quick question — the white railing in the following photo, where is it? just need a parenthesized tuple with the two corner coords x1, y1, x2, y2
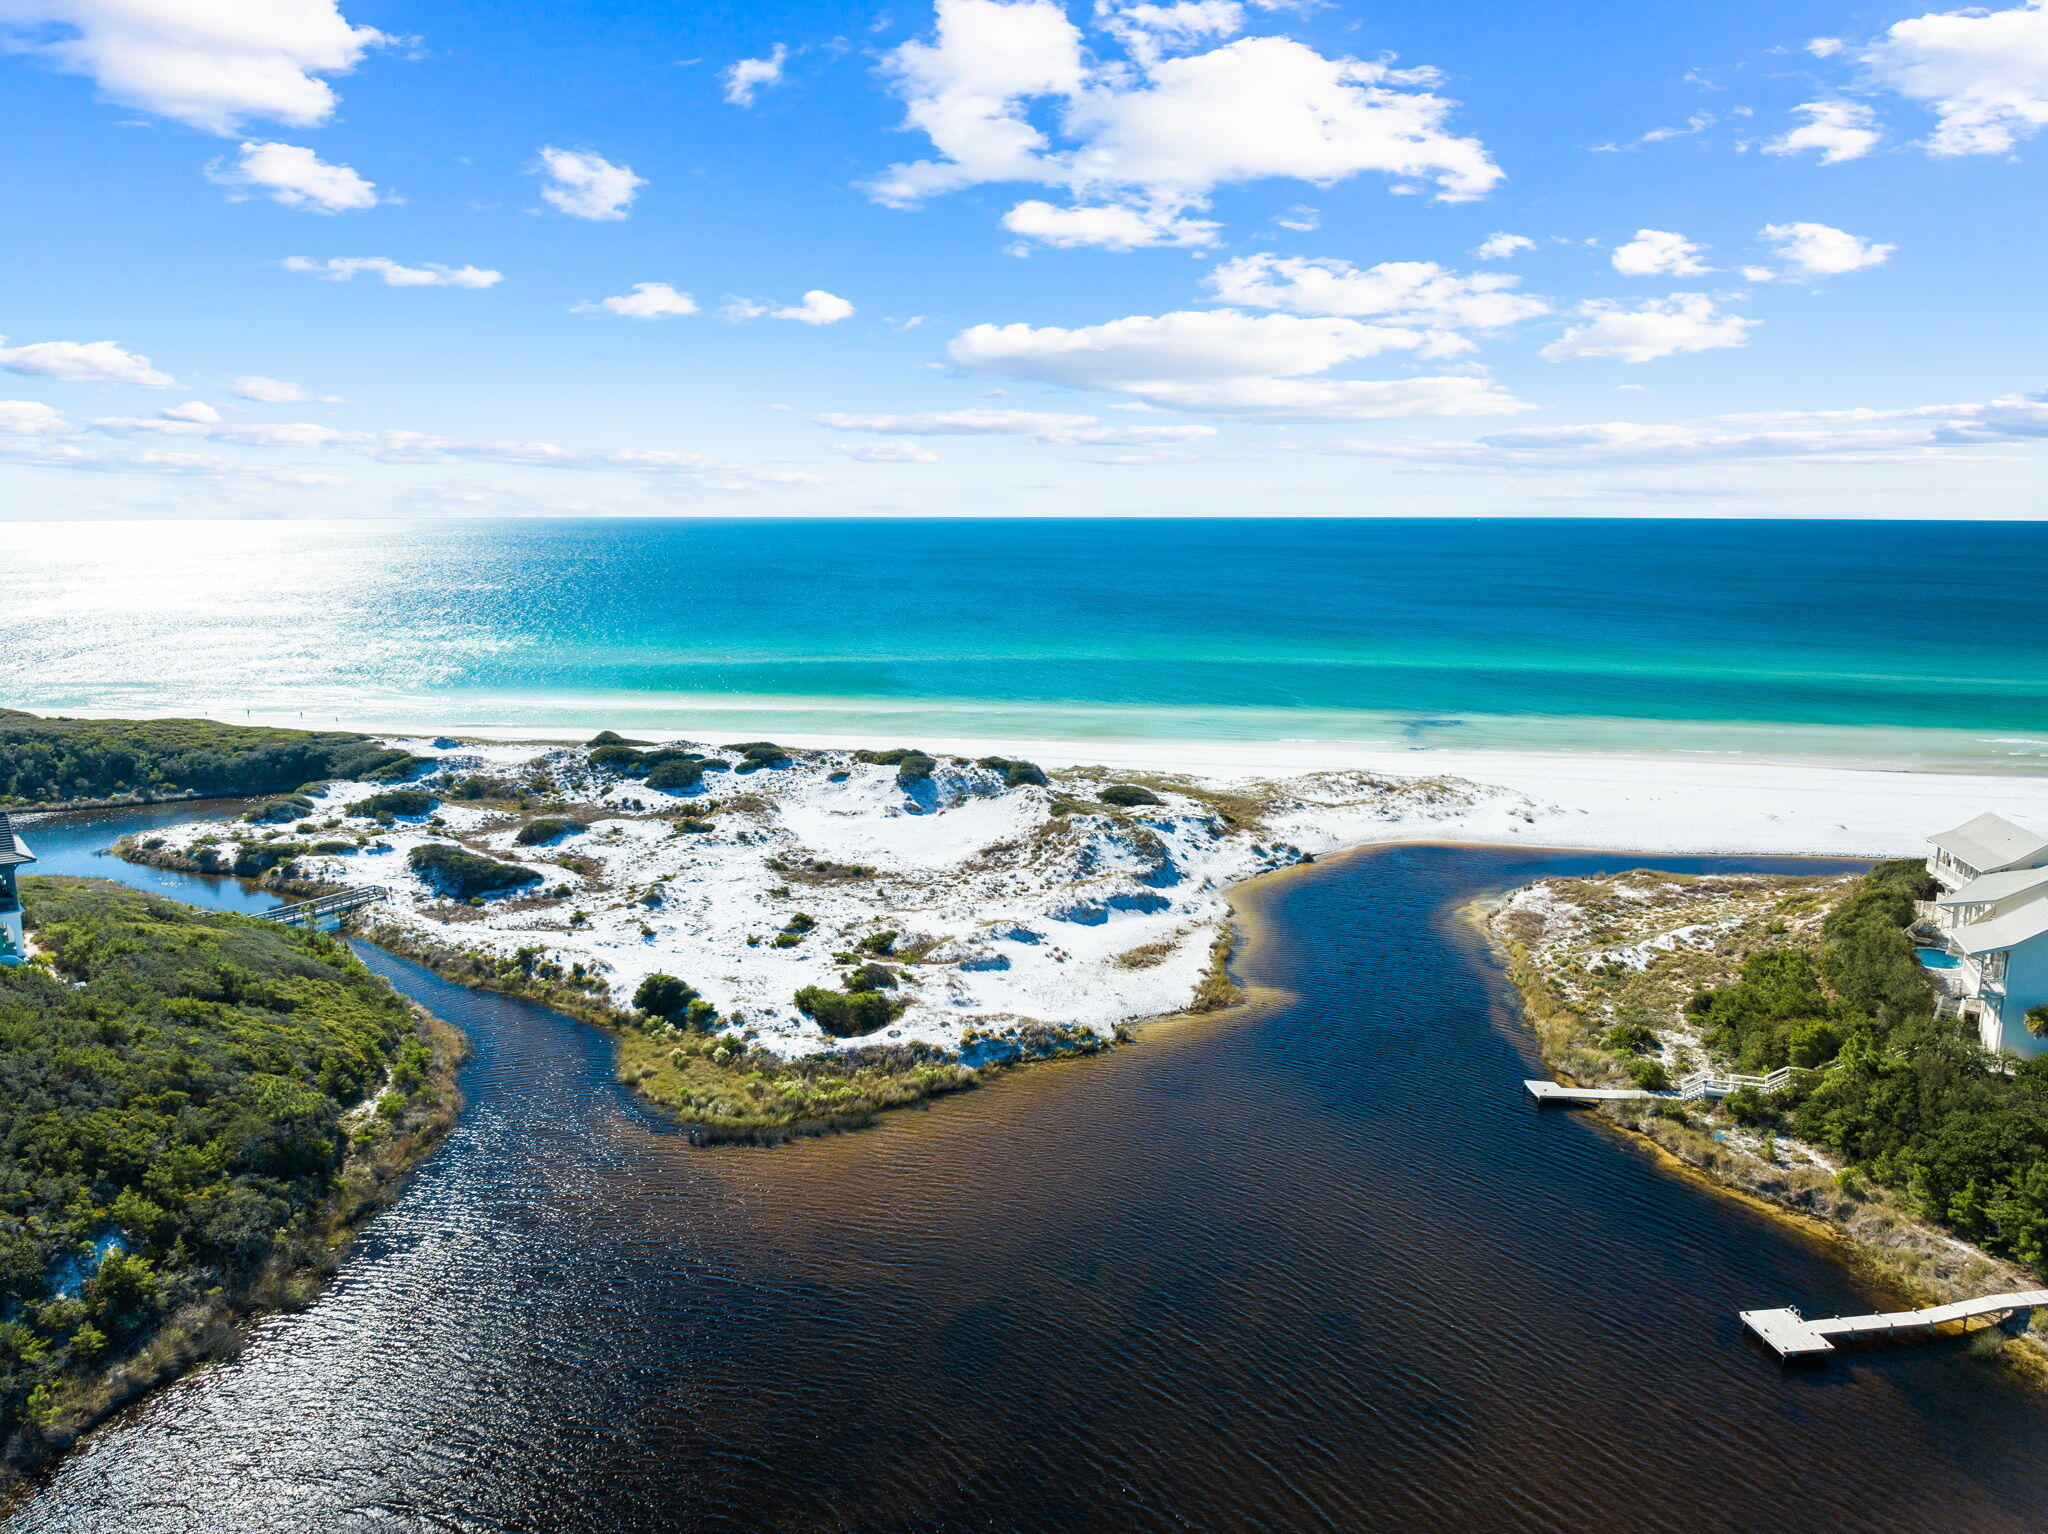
(256, 886, 390, 925)
(1672, 1065, 1805, 1101)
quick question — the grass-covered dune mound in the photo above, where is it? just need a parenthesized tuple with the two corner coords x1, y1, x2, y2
(0, 877, 459, 1465)
(0, 709, 416, 808)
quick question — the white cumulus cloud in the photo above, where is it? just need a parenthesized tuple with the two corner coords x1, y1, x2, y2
(1204, 253, 1548, 346)
(0, 400, 71, 435)
(1096, 1, 1245, 63)
(158, 400, 221, 423)
(947, 307, 1530, 419)
(1765, 100, 1883, 163)
(870, 0, 1500, 249)
(831, 440, 941, 462)
(0, 335, 179, 388)
(283, 256, 503, 288)
(532, 147, 645, 221)
(578, 282, 699, 319)
(1759, 221, 1895, 276)
(723, 44, 787, 106)
(1610, 229, 1711, 276)
(205, 139, 377, 211)
(1472, 232, 1533, 259)
(1852, 0, 2048, 155)
(1539, 294, 1756, 364)
(0, 0, 385, 133)
(773, 290, 855, 325)
(1001, 199, 1218, 248)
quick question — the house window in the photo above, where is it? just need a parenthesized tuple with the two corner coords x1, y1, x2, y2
(1981, 949, 2009, 987)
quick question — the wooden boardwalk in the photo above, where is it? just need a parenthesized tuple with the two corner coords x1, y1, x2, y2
(1741, 1290, 2048, 1360)
(256, 886, 389, 928)
(1523, 1066, 1803, 1106)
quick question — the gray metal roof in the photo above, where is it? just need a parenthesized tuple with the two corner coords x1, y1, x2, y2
(1937, 866, 2048, 907)
(1951, 899, 2048, 956)
(1927, 812, 2048, 875)
(0, 812, 34, 869)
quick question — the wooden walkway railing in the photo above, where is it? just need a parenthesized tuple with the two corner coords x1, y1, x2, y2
(1525, 1065, 1806, 1106)
(256, 886, 389, 927)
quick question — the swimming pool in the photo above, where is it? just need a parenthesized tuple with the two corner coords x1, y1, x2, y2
(1916, 947, 1962, 971)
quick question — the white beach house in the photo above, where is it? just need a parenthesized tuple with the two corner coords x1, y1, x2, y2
(1926, 812, 2048, 1058)
(0, 812, 34, 966)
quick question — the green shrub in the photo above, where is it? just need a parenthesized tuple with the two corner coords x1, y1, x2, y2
(588, 731, 649, 747)
(515, 817, 586, 846)
(232, 841, 310, 877)
(794, 985, 901, 1038)
(1603, 1023, 1658, 1053)
(407, 843, 539, 899)
(1098, 784, 1162, 808)
(1722, 1086, 1778, 1128)
(243, 795, 315, 825)
(646, 758, 705, 791)
(975, 756, 1048, 788)
(356, 788, 436, 818)
(589, 744, 647, 773)
(634, 972, 715, 1028)
(1625, 1058, 1672, 1092)
(449, 775, 520, 800)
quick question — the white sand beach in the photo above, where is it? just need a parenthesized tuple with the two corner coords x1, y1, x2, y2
(116, 726, 2048, 1063)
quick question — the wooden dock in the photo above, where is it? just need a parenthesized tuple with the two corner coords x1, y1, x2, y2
(1740, 1289, 2048, 1360)
(1523, 1080, 1660, 1104)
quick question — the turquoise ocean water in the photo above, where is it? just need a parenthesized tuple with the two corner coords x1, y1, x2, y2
(5, 517, 2047, 770)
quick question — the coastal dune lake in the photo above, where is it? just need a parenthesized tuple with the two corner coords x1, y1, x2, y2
(14, 810, 2048, 1531)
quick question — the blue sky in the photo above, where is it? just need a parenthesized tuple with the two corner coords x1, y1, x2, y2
(1, 0, 2044, 519)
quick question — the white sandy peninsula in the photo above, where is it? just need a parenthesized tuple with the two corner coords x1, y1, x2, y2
(124, 729, 2048, 1061)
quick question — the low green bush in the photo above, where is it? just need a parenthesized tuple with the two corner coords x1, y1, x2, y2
(1098, 784, 1162, 808)
(515, 817, 586, 846)
(1625, 1058, 1672, 1092)
(646, 758, 705, 791)
(243, 795, 315, 825)
(1603, 1022, 1658, 1053)
(794, 985, 902, 1038)
(407, 843, 539, 899)
(633, 972, 717, 1029)
(975, 756, 1048, 788)
(356, 788, 436, 818)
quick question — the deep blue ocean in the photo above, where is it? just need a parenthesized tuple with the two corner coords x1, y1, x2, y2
(5, 517, 2047, 768)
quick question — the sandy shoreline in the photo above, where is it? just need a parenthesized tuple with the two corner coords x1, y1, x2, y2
(314, 719, 2048, 858)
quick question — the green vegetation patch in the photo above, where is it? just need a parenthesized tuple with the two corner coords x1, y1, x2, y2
(1503, 861, 2048, 1281)
(0, 710, 417, 808)
(794, 985, 905, 1038)
(407, 843, 539, 899)
(0, 877, 452, 1446)
(515, 817, 587, 846)
(1097, 784, 1163, 808)
(355, 788, 437, 818)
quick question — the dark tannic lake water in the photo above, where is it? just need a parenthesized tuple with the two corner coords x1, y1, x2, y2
(11, 806, 2048, 1533)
